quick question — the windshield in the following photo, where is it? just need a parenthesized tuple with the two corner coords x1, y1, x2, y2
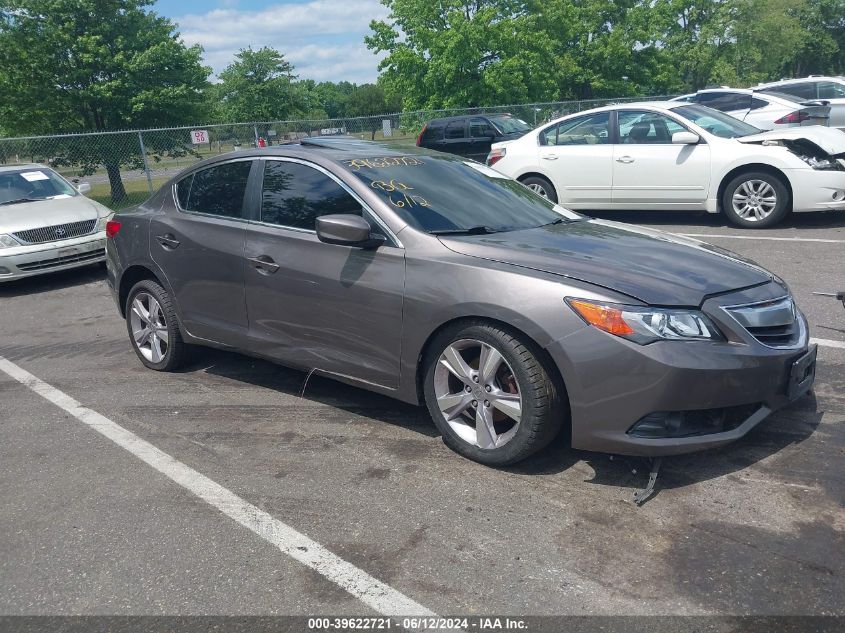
(0, 167, 78, 205)
(342, 154, 579, 234)
(488, 115, 531, 135)
(670, 104, 761, 138)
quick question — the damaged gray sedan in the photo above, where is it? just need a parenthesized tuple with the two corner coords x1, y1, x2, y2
(106, 139, 816, 466)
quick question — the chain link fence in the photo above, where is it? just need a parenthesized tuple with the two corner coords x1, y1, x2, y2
(0, 95, 674, 211)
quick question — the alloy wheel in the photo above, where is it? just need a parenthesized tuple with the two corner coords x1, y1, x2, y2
(129, 292, 169, 363)
(732, 179, 777, 221)
(433, 339, 522, 450)
(527, 183, 549, 199)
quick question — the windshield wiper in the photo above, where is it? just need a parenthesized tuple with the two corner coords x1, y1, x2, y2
(0, 197, 45, 206)
(429, 225, 499, 236)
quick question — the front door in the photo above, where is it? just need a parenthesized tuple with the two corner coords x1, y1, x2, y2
(466, 117, 496, 162)
(537, 111, 614, 207)
(150, 159, 256, 344)
(244, 158, 405, 388)
(611, 110, 710, 209)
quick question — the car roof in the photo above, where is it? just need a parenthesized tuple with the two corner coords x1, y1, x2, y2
(0, 163, 47, 173)
(758, 76, 845, 87)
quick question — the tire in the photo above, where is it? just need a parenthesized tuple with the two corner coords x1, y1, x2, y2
(423, 321, 564, 466)
(520, 175, 558, 203)
(125, 279, 188, 371)
(722, 171, 790, 228)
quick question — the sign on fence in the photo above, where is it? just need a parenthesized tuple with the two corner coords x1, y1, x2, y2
(382, 120, 392, 137)
(190, 130, 210, 144)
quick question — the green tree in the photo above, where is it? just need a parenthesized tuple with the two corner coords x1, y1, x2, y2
(345, 84, 401, 139)
(217, 47, 308, 122)
(0, 0, 211, 201)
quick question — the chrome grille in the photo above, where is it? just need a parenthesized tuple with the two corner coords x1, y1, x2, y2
(724, 297, 800, 348)
(12, 219, 97, 244)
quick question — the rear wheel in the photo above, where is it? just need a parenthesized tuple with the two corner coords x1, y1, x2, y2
(423, 322, 563, 466)
(722, 171, 790, 228)
(126, 279, 188, 371)
(520, 175, 558, 203)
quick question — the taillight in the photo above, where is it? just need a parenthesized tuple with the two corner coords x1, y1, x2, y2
(416, 124, 427, 146)
(487, 147, 506, 166)
(774, 110, 809, 125)
(105, 220, 121, 238)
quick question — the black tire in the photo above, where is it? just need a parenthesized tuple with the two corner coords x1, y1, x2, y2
(722, 171, 790, 229)
(125, 279, 188, 371)
(423, 321, 565, 466)
(520, 175, 558, 203)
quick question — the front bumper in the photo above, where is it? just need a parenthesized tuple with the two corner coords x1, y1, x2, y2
(0, 232, 106, 282)
(787, 167, 845, 212)
(546, 283, 815, 456)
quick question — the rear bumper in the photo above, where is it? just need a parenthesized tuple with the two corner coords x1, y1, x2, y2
(546, 285, 815, 456)
(0, 233, 106, 282)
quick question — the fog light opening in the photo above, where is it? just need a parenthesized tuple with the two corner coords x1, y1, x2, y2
(628, 405, 761, 439)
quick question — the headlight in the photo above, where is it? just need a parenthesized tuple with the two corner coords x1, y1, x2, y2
(96, 214, 113, 232)
(796, 154, 844, 171)
(0, 234, 20, 249)
(567, 298, 725, 344)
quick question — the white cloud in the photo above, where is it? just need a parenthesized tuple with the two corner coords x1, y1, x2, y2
(175, 0, 390, 84)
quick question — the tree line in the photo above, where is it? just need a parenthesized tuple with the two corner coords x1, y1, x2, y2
(1, 0, 842, 201)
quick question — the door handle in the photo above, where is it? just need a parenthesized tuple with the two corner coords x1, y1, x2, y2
(542, 154, 558, 160)
(155, 234, 180, 249)
(616, 156, 635, 164)
(248, 255, 280, 274)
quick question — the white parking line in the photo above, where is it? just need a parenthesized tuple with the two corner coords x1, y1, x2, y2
(0, 356, 435, 619)
(811, 337, 845, 350)
(679, 233, 845, 244)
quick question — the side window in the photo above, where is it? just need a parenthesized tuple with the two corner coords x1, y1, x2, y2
(261, 161, 363, 231)
(750, 97, 769, 111)
(444, 120, 466, 139)
(184, 161, 252, 219)
(618, 110, 688, 144)
(696, 92, 751, 112)
(175, 175, 192, 208)
(422, 122, 444, 143)
(818, 82, 845, 99)
(548, 113, 610, 146)
(539, 123, 558, 146)
(469, 117, 495, 138)
(765, 82, 815, 100)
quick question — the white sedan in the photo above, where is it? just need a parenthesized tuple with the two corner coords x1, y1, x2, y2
(487, 102, 845, 228)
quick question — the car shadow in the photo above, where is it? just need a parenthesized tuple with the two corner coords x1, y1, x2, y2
(584, 209, 845, 229)
(188, 348, 824, 498)
(0, 264, 105, 298)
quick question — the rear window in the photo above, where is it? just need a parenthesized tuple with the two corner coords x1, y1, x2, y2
(762, 82, 815, 100)
(421, 122, 444, 143)
(444, 120, 466, 139)
(340, 154, 578, 233)
(182, 160, 252, 219)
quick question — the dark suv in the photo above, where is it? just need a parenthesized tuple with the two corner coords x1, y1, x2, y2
(416, 114, 531, 161)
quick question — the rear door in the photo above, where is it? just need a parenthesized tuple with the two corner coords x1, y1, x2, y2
(440, 119, 470, 157)
(536, 111, 613, 207)
(150, 159, 256, 345)
(612, 110, 710, 209)
(243, 158, 405, 387)
(466, 117, 497, 162)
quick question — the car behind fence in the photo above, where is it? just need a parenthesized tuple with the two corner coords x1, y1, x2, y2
(0, 96, 673, 210)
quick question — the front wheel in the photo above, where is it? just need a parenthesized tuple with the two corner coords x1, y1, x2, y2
(722, 171, 790, 228)
(423, 322, 564, 466)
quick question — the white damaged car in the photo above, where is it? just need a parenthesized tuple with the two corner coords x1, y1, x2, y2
(488, 101, 845, 228)
(0, 164, 112, 281)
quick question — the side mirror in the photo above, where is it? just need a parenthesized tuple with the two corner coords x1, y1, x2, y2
(672, 131, 700, 145)
(77, 182, 92, 194)
(316, 214, 385, 249)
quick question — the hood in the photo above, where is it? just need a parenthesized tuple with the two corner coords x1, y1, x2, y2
(0, 195, 107, 234)
(738, 126, 845, 156)
(439, 220, 773, 307)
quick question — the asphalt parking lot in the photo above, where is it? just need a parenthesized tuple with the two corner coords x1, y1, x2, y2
(1, 210, 843, 621)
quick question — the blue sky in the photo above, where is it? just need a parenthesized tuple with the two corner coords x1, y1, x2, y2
(153, 0, 389, 84)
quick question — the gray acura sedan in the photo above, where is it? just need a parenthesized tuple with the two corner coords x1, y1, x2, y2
(106, 138, 816, 465)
